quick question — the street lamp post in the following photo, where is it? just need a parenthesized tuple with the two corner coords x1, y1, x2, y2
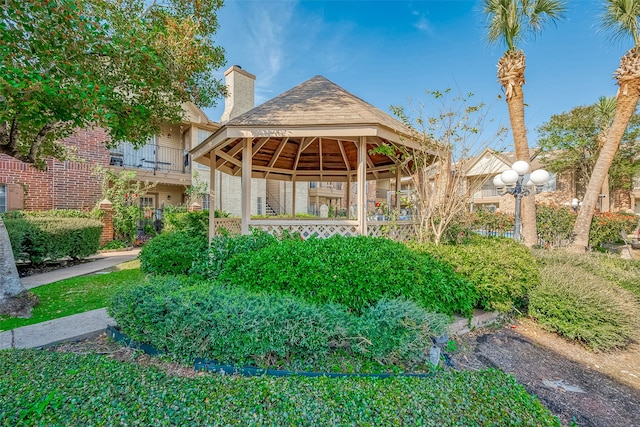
(493, 160, 550, 242)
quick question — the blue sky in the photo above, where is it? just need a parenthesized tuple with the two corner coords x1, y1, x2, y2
(204, 0, 630, 149)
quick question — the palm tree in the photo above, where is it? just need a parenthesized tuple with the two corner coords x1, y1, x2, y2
(595, 96, 617, 212)
(571, 0, 640, 252)
(484, 0, 566, 246)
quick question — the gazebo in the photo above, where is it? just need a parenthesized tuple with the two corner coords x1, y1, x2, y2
(190, 75, 429, 240)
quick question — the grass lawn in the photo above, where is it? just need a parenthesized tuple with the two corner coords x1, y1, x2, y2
(0, 349, 562, 426)
(0, 261, 143, 332)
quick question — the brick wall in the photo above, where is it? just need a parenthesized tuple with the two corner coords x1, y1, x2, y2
(0, 127, 111, 211)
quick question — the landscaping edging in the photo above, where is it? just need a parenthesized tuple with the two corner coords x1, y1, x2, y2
(107, 325, 439, 379)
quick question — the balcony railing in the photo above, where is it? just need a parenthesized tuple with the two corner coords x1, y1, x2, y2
(473, 188, 500, 198)
(109, 144, 190, 174)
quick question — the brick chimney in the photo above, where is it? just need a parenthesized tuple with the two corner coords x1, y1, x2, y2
(220, 65, 256, 123)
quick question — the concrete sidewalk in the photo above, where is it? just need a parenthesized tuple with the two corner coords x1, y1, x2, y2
(0, 308, 115, 350)
(21, 248, 140, 289)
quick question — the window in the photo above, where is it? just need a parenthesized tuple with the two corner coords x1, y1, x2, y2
(257, 197, 263, 215)
(309, 182, 317, 189)
(0, 184, 6, 213)
(197, 129, 213, 144)
(202, 194, 210, 210)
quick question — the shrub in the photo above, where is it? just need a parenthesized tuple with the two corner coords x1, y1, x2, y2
(110, 277, 348, 364)
(4, 216, 102, 264)
(0, 350, 562, 426)
(353, 298, 449, 364)
(529, 263, 640, 351)
(218, 235, 477, 317)
(535, 205, 575, 247)
(162, 208, 230, 235)
(589, 212, 637, 249)
(189, 229, 281, 279)
(533, 249, 640, 302)
(109, 277, 449, 367)
(139, 231, 207, 275)
(415, 236, 540, 312)
(100, 239, 128, 250)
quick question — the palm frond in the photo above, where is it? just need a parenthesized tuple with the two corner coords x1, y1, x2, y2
(601, 0, 640, 46)
(527, 0, 567, 33)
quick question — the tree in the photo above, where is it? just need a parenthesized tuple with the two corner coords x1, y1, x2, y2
(0, 0, 226, 314)
(381, 90, 506, 244)
(537, 99, 640, 202)
(483, 0, 566, 246)
(570, 0, 640, 252)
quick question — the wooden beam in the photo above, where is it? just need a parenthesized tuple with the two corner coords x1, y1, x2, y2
(265, 138, 289, 178)
(293, 137, 317, 170)
(337, 140, 351, 171)
(366, 154, 379, 179)
(251, 137, 270, 158)
(215, 149, 242, 168)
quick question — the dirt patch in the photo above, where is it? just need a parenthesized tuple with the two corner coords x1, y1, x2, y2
(0, 292, 39, 318)
(450, 321, 640, 427)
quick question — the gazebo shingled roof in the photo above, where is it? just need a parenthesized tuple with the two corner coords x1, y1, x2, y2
(191, 75, 427, 182)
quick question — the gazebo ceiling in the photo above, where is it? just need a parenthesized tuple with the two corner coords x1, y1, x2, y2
(191, 75, 431, 182)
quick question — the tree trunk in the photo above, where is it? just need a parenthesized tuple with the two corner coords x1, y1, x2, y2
(505, 83, 537, 247)
(570, 84, 640, 252)
(0, 215, 27, 307)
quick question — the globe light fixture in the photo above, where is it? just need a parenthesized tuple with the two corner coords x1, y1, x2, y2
(493, 160, 549, 241)
(571, 198, 582, 213)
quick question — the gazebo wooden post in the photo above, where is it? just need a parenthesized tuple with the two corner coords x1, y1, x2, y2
(241, 137, 252, 234)
(357, 136, 367, 235)
(291, 178, 297, 218)
(346, 174, 352, 219)
(208, 154, 217, 242)
(395, 167, 402, 212)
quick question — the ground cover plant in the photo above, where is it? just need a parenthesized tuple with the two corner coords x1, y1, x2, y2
(216, 235, 477, 317)
(109, 276, 450, 372)
(416, 236, 540, 312)
(0, 349, 562, 426)
(0, 261, 142, 332)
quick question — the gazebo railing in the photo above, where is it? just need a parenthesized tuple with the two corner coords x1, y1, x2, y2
(211, 218, 417, 241)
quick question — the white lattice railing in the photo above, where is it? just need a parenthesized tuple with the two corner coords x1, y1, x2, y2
(212, 218, 242, 236)
(211, 218, 418, 241)
(368, 221, 418, 241)
(250, 220, 360, 239)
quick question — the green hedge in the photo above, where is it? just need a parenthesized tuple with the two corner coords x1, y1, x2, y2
(139, 231, 208, 276)
(217, 235, 477, 317)
(529, 263, 640, 351)
(109, 276, 449, 367)
(162, 208, 230, 236)
(189, 229, 283, 279)
(415, 236, 540, 312)
(4, 216, 102, 264)
(0, 350, 561, 426)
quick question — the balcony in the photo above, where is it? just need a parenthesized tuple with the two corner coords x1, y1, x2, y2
(308, 182, 345, 198)
(109, 143, 191, 185)
(473, 188, 500, 199)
